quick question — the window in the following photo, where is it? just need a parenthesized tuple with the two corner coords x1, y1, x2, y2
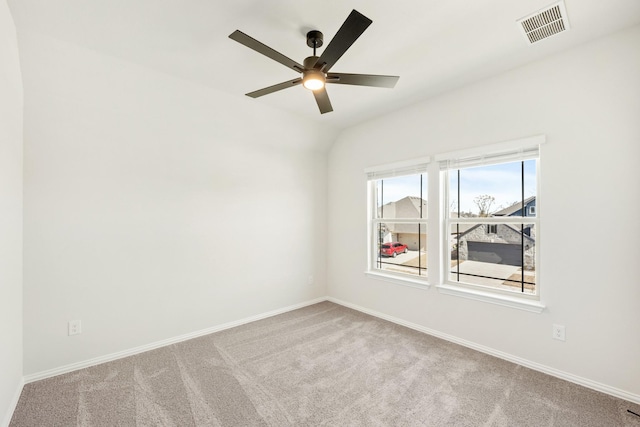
(441, 143, 540, 299)
(366, 158, 429, 285)
(364, 136, 544, 311)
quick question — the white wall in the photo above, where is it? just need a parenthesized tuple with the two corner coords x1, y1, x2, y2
(0, 0, 23, 424)
(19, 31, 333, 375)
(328, 26, 640, 399)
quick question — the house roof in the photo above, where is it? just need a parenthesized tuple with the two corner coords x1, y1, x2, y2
(379, 196, 427, 234)
(492, 196, 536, 216)
(458, 223, 535, 244)
(407, 196, 427, 214)
(381, 196, 427, 218)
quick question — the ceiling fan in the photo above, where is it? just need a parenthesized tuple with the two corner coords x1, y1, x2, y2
(229, 9, 399, 114)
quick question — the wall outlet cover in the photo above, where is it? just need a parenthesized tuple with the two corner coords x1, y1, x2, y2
(68, 320, 82, 336)
(552, 324, 565, 341)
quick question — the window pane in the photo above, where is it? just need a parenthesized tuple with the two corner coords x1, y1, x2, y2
(375, 222, 427, 278)
(376, 174, 426, 219)
(523, 159, 537, 217)
(449, 223, 535, 294)
(449, 160, 536, 218)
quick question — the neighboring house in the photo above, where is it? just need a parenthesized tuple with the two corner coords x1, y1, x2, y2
(455, 197, 536, 269)
(378, 196, 427, 250)
(493, 195, 537, 218)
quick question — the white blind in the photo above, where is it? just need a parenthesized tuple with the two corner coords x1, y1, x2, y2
(439, 146, 539, 170)
(365, 156, 430, 180)
(436, 135, 544, 170)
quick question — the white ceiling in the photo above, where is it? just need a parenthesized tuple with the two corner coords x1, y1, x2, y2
(8, 0, 640, 130)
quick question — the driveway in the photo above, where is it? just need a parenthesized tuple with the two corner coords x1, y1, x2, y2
(450, 260, 534, 291)
(378, 250, 425, 275)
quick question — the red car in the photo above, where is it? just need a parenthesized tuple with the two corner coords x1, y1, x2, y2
(380, 242, 408, 257)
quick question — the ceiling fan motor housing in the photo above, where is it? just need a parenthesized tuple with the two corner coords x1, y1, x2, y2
(303, 56, 320, 70)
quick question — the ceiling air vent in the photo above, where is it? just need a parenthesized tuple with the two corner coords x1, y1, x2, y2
(517, 1, 570, 44)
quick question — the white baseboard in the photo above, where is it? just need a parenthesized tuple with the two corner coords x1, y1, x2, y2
(24, 297, 328, 384)
(2, 378, 24, 427)
(21, 295, 640, 406)
(327, 296, 640, 405)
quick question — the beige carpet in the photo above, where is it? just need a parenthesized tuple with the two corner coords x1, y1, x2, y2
(10, 301, 640, 426)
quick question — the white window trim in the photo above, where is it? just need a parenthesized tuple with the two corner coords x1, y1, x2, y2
(365, 271, 431, 290)
(439, 135, 545, 312)
(436, 284, 545, 313)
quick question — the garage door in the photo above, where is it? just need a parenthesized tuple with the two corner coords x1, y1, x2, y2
(467, 242, 522, 266)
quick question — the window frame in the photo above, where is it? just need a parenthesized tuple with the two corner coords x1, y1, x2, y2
(436, 135, 545, 312)
(363, 136, 546, 313)
(365, 157, 431, 288)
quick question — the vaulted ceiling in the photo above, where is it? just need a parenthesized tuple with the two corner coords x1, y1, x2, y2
(8, 0, 640, 130)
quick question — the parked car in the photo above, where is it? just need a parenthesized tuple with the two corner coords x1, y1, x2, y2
(380, 242, 408, 257)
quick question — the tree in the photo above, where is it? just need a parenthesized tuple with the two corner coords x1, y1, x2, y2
(473, 194, 495, 217)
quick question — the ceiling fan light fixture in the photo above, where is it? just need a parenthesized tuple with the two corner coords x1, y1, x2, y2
(302, 69, 326, 91)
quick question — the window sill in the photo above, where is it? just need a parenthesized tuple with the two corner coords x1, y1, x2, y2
(436, 284, 545, 313)
(365, 271, 431, 290)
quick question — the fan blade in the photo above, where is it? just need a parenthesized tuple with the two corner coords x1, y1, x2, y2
(229, 30, 304, 73)
(314, 10, 372, 72)
(312, 88, 333, 114)
(246, 78, 302, 98)
(326, 73, 399, 88)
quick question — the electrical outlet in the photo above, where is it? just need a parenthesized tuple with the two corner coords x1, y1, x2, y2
(552, 324, 565, 341)
(68, 320, 82, 336)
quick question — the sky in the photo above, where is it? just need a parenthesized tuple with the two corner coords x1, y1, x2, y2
(378, 159, 536, 214)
